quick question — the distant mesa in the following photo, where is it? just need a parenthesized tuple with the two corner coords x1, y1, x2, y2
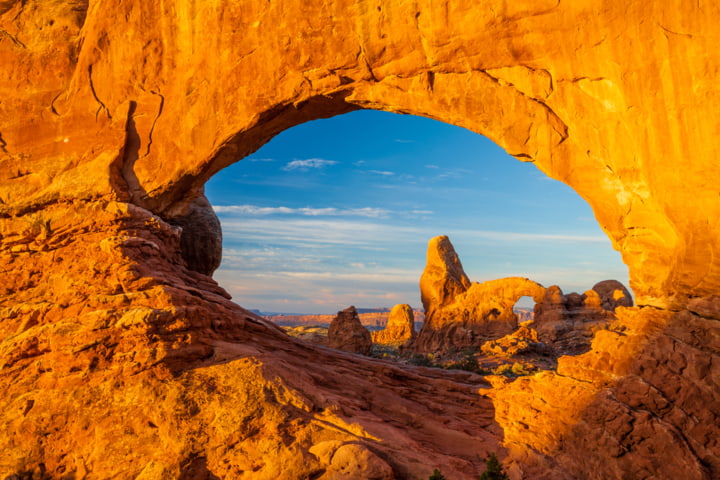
(264, 307, 425, 327)
(371, 303, 416, 345)
(327, 306, 372, 355)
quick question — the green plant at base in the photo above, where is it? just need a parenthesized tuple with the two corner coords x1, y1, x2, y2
(429, 468, 447, 480)
(409, 353, 434, 367)
(478, 453, 509, 480)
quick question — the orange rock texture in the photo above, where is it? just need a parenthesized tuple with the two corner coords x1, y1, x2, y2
(372, 303, 416, 345)
(1, 1, 720, 479)
(532, 281, 633, 355)
(327, 306, 372, 355)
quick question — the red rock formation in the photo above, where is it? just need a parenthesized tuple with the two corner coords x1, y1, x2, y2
(532, 280, 632, 355)
(1, 1, 719, 479)
(327, 306, 373, 355)
(372, 303, 416, 345)
(482, 323, 548, 357)
(592, 279, 634, 312)
(416, 236, 546, 352)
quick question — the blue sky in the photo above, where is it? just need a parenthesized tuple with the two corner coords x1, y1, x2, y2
(205, 110, 630, 314)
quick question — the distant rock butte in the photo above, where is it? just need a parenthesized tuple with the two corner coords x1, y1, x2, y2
(372, 303, 416, 345)
(1, 1, 719, 479)
(327, 306, 373, 355)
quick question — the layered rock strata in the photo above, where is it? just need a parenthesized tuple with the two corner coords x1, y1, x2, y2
(372, 303, 416, 345)
(1, 1, 719, 478)
(327, 306, 372, 355)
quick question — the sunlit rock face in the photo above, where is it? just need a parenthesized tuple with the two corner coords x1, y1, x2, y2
(417, 236, 546, 353)
(372, 303, 416, 345)
(1, 1, 719, 479)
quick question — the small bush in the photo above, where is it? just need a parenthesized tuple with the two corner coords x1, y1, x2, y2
(429, 468, 447, 480)
(479, 453, 509, 480)
(510, 362, 533, 376)
(492, 362, 534, 377)
(409, 353, 434, 367)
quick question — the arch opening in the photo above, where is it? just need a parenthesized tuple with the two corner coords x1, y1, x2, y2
(203, 109, 631, 319)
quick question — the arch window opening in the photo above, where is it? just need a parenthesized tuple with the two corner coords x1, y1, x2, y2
(514, 296, 535, 324)
(205, 110, 630, 320)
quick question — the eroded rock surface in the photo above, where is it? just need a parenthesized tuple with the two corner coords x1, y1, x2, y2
(1, 1, 719, 479)
(372, 303, 416, 345)
(328, 306, 372, 355)
(533, 281, 633, 355)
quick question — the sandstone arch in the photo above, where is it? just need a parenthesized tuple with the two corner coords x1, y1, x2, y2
(1, 1, 719, 479)
(416, 235, 547, 352)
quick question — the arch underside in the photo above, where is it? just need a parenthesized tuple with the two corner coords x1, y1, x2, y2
(0, 1, 719, 478)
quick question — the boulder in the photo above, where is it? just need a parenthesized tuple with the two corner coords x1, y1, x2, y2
(328, 306, 372, 355)
(372, 304, 416, 345)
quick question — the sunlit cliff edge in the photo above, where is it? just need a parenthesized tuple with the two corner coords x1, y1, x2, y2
(0, 1, 719, 479)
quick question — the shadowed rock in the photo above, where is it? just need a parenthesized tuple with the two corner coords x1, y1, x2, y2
(532, 280, 633, 355)
(328, 306, 372, 355)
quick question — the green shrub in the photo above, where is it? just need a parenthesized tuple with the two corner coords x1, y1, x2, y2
(479, 453, 509, 480)
(429, 468, 447, 480)
(510, 362, 533, 376)
(409, 353, 434, 367)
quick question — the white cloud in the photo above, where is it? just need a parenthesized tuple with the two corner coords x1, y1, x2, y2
(214, 205, 390, 218)
(282, 158, 338, 171)
(425, 164, 440, 169)
(369, 170, 395, 176)
(394, 139, 414, 143)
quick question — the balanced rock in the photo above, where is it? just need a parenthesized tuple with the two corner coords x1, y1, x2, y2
(415, 236, 546, 353)
(328, 306, 372, 355)
(372, 303, 416, 345)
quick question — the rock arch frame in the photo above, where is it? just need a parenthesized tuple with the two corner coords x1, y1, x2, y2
(1, 1, 719, 478)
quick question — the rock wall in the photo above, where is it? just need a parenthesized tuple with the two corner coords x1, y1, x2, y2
(1, 1, 719, 478)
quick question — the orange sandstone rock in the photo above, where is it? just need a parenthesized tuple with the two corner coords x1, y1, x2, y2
(532, 280, 632, 355)
(372, 303, 416, 345)
(328, 306, 372, 355)
(416, 236, 546, 352)
(1, 1, 720, 479)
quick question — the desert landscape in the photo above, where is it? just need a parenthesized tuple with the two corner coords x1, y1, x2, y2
(1, 1, 719, 479)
